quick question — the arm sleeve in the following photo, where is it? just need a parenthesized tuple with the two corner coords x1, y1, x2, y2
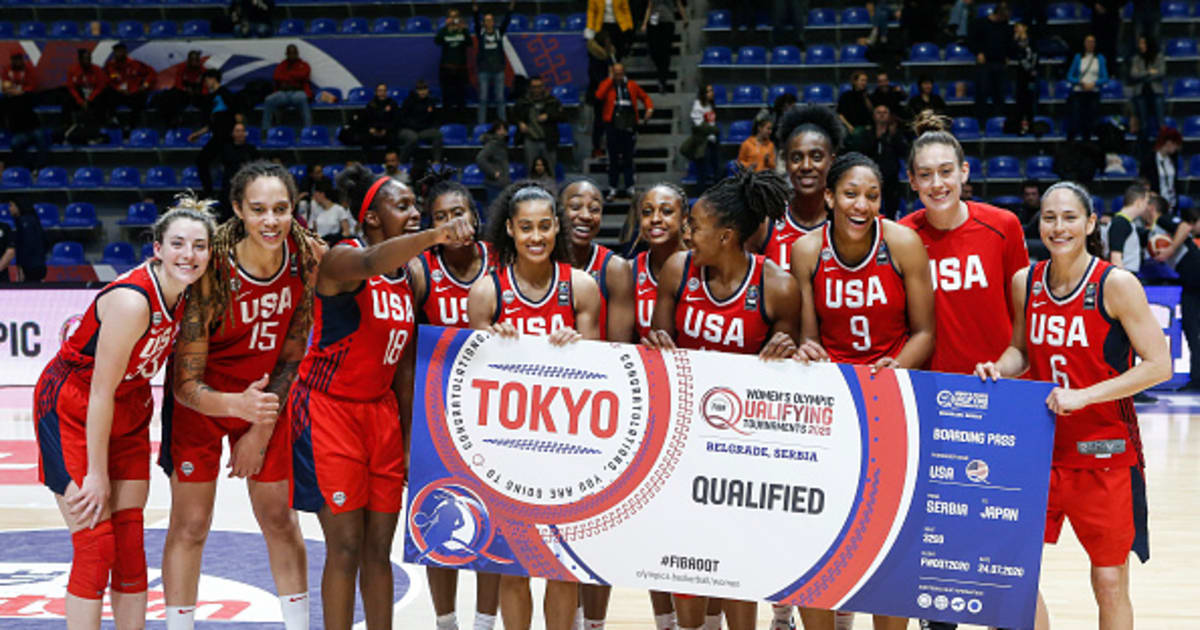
(1066, 55, 1081, 84)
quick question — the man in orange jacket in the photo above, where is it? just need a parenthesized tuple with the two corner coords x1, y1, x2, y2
(594, 63, 652, 199)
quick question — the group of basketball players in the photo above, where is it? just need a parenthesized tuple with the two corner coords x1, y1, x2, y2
(31, 106, 1168, 630)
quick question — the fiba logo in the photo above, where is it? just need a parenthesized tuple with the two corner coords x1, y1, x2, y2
(58, 314, 84, 344)
(700, 387, 748, 434)
(409, 481, 509, 567)
(917, 593, 933, 608)
(431, 269, 445, 283)
(966, 459, 989, 483)
(936, 390, 954, 407)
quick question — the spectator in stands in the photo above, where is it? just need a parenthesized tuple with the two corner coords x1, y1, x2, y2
(1017, 180, 1042, 229)
(303, 179, 355, 246)
(64, 48, 111, 142)
(946, 0, 973, 41)
(962, 182, 975, 200)
(189, 69, 241, 201)
(219, 122, 261, 207)
(262, 44, 312, 131)
(683, 83, 720, 190)
(7, 202, 47, 283)
(529, 156, 557, 192)
(295, 161, 325, 217)
(230, 0, 274, 38)
(595, 63, 653, 199)
(435, 8, 472, 117)
(475, 120, 510, 205)
(102, 43, 156, 135)
(1130, 0, 1160, 53)
(847, 103, 909, 218)
(867, 0, 896, 45)
(1013, 0, 1047, 41)
(1142, 126, 1182, 212)
(768, 92, 798, 138)
(473, 0, 515, 126)
(1011, 21, 1039, 135)
(1108, 182, 1150, 273)
(153, 49, 208, 130)
(871, 71, 907, 118)
(586, 30, 618, 158)
(1064, 34, 1109, 142)
(513, 76, 567, 174)
(0, 213, 13, 282)
(737, 117, 777, 172)
(586, 0, 633, 59)
(2, 54, 49, 172)
(361, 83, 401, 157)
(1130, 36, 1165, 144)
(641, 0, 685, 93)
(968, 2, 1012, 125)
(837, 71, 873, 132)
(906, 74, 947, 118)
(384, 150, 410, 182)
(397, 80, 445, 165)
(1090, 0, 1120, 70)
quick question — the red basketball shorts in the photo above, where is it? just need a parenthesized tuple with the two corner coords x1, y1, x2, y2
(1044, 465, 1149, 566)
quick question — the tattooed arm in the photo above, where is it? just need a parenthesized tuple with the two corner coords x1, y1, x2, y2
(263, 235, 322, 407)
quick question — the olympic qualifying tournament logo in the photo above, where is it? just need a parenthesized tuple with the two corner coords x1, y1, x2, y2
(700, 387, 750, 435)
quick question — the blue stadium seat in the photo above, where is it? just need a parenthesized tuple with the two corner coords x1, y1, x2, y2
(1184, 116, 1200, 138)
(533, 14, 561, 31)
(405, 16, 434, 33)
(277, 18, 304, 36)
(976, 3, 997, 17)
(732, 84, 764, 104)
(951, 117, 981, 139)
(681, 161, 699, 185)
(1173, 77, 1200, 98)
(840, 44, 867, 63)
(0, 128, 8, 148)
(711, 84, 729, 105)
(706, 10, 731, 29)
(985, 116, 1010, 137)
(768, 84, 799, 102)
(309, 18, 337, 35)
(770, 45, 802, 65)
(1, 167, 32, 189)
(1167, 38, 1198, 58)
(1038, 79, 1052, 100)
(85, 21, 112, 39)
(109, 166, 141, 187)
(702, 46, 733, 65)
(737, 46, 768, 65)
(841, 6, 870, 24)
(1034, 115, 1059, 135)
(341, 17, 367, 34)
(1101, 79, 1124, 100)
(50, 21, 80, 37)
(102, 241, 137, 266)
(388, 87, 409, 103)
(48, 241, 86, 266)
(117, 20, 144, 39)
(32, 166, 67, 189)
(18, 22, 46, 38)
(140, 242, 154, 261)
(371, 17, 401, 34)
(346, 86, 371, 105)
(509, 162, 527, 180)
(1162, 0, 1189, 18)
(1179, 195, 1195, 211)
(804, 83, 834, 104)
(992, 196, 1020, 210)
(72, 167, 104, 188)
(323, 164, 345, 180)
(506, 14, 531, 32)
(909, 42, 940, 62)
(945, 43, 973, 62)
(726, 120, 753, 143)
(965, 156, 983, 181)
(163, 127, 192, 147)
(1164, 116, 1179, 130)
(1026, 155, 1055, 179)
(145, 166, 177, 188)
(440, 124, 468, 146)
(807, 8, 836, 25)
(987, 156, 1022, 179)
(1048, 2, 1077, 20)
(34, 204, 60, 229)
(1054, 79, 1072, 99)
(943, 80, 975, 102)
(293, 125, 329, 148)
(804, 44, 836, 65)
(181, 19, 210, 37)
(470, 123, 491, 144)
(726, 159, 741, 177)
(119, 202, 158, 226)
(1090, 197, 1106, 215)
(264, 127, 295, 148)
(558, 123, 573, 145)
(565, 13, 586, 30)
(0, 23, 13, 39)
(288, 164, 307, 183)
(180, 166, 202, 188)
(0, 203, 11, 227)
(1103, 154, 1138, 178)
(461, 164, 485, 187)
(62, 203, 99, 229)
(551, 84, 580, 105)
(148, 20, 177, 38)
(126, 128, 158, 148)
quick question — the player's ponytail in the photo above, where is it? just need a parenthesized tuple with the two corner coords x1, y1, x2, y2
(1042, 181, 1104, 258)
(699, 166, 789, 244)
(484, 180, 566, 266)
(907, 110, 966, 178)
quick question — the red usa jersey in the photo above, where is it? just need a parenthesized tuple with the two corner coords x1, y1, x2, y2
(417, 242, 496, 326)
(581, 243, 614, 336)
(900, 201, 1028, 374)
(673, 253, 772, 354)
(490, 262, 576, 336)
(761, 207, 826, 272)
(813, 219, 909, 364)
(1025, 257, 1141, 469)
(57, 262, 186, 393)
(633, 250, 660, 340)
(298, 238, 415, 401)
(205, 235, 304, 385)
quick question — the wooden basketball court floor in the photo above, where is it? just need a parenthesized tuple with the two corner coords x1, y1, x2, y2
(0, 386, 1196, 629)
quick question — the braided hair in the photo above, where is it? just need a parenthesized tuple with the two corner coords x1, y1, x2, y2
(485, 180, 567, 266)
(699, 166, 790, 244)
(1042, 181, 1104, 257)
(208, 160, 321, 333)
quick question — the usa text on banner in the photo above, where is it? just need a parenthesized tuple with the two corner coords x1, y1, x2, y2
(403, 325, 1056, 629)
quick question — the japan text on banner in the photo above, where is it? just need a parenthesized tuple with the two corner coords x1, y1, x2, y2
(404, 325, 1057, 628)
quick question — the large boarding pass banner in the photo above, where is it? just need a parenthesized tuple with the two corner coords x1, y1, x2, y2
(404, 325, 1056, 629)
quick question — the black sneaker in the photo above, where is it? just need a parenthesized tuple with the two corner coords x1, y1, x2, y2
(1176, 381, 1200, 393)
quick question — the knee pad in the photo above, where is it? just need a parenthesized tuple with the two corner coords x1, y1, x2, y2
(68, 520, 116, 600)
(111, 508, 147, 593)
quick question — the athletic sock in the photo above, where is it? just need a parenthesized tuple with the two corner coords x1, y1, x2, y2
(473, 612, 497, 630)
(704, 613, 723, 630)
(165, 606, 195, 630)
(436, 613, 459, 630)
(279, 592, 309, 630)
(834, 611, 855, 630)
(573, 606, 584, 630)
(654, 611, 678, 630)
(771, 605, 792, 630)
(584, 618, 605, 630)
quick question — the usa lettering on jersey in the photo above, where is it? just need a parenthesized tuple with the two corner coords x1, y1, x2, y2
(1029, 313, 1089, 348)
(929, 255, 988, 292)
(681, 307, 746, 348)
(824, 276, 889, 309)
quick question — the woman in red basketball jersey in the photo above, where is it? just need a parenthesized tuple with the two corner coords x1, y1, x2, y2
(161, 161, 323, 630)
(289, 164, 474, 630)
(790, 154, 933, 630)
(644, 168, 801, 630)
(746, 104, 845, 274)
(561, 178, 635, 344)
(407, 172, 502, 630)
(976, 182, 1170, 630)
(34, 201, 214, 630)
(467, 182, 603, 630)
(634, 183, 690, 345)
